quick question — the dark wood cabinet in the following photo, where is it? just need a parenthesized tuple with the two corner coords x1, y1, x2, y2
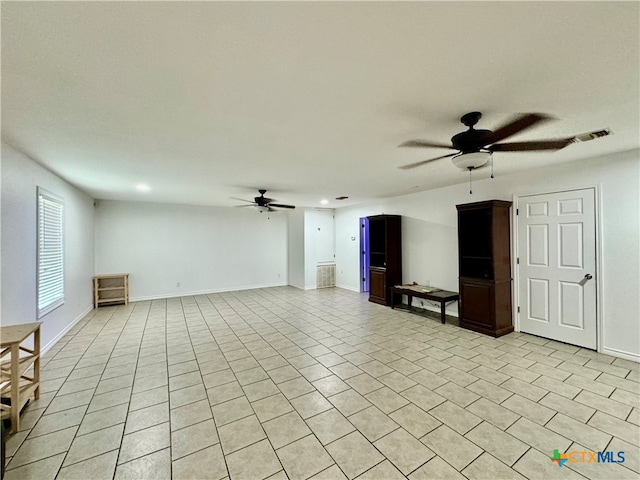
(369, 267, 387, 304)
(457, 200, 513, 337)
(367, 215, 402, 306)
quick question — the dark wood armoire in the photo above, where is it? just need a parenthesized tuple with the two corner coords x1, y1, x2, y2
(456, 200, 513, 337)
(368, 215, 402, 306)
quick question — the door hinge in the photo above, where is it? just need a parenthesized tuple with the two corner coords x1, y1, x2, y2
(517, 257, 520, 264)
(517, 306, 520, 313)
(516, 208, 519, 215)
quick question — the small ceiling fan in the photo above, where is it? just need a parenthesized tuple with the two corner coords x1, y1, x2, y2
(232, 189, 295, 213)
(398, 111, 611, 171)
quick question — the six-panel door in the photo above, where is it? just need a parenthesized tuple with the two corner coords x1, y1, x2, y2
(517, 188, 597, 349)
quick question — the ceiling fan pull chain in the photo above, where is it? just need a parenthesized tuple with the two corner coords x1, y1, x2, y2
(468, 167, 473, 194)
(490, 153, 494, 179)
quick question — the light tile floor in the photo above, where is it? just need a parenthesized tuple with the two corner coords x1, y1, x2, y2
(4, 287, 639, 479)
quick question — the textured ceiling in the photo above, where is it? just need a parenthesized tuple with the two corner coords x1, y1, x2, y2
(2, 2, 639, 209)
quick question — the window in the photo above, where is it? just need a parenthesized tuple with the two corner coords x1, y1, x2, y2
(37, 187, 64, 318)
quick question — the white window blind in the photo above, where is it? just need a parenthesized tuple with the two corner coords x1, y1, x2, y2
(37, 187, 64, 318)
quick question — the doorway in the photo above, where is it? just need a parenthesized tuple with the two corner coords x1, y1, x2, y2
(360, 217, 369, 293)
(516, 188, 598, 349)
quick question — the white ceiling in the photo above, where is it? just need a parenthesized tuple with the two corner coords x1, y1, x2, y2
(2, 2, 639, 209)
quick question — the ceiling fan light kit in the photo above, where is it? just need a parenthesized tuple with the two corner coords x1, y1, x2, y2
(451, 151, 492, 170)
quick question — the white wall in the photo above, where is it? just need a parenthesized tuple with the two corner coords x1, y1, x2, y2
(335, 150, 640, 360)
(94, 200, 288, 300)
(287, 208, 305, 289)
(1, 143, 95, 351)
(313, 209, 336, 264)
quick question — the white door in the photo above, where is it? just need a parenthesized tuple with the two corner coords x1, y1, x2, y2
(517, 188, 597, 349)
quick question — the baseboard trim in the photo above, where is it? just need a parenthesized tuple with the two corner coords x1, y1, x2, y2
(130, 282, 288, 302)
(42, 304, 93, 356)
(336, 284, 360, 293)
(601, 346, 640, 363)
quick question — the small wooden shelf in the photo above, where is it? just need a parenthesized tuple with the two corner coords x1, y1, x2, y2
(93, 273, 129, 308)
(0, 322, 41, 433)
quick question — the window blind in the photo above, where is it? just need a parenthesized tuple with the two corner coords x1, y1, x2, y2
(37, 188, 64, 318)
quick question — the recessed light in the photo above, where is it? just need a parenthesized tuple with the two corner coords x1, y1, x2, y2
(136, 184, 150, 192)
(320, 199, 329, 205)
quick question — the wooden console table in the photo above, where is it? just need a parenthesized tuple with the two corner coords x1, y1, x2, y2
(0, 322, 41, 433)
(390, 285, 459, 324)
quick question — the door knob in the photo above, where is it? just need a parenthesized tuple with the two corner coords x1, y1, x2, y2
(579, 273, 593, 286)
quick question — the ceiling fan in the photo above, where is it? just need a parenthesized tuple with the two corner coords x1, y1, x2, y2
(232, 189, 295, 213)
(398, 111, 611, 171)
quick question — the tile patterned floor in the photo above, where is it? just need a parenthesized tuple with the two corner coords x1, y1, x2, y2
(4, 286, 639, 479)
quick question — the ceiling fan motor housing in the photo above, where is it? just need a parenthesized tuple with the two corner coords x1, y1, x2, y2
(255, 189, 273, 206)
(451, 129, 492, 152)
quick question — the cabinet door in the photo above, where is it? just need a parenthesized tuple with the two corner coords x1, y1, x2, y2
(460, 280, 495, 329)
(369, 268, 387, 304)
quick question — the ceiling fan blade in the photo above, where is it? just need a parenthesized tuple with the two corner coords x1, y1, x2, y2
(269, 203, 295, 209)
(490, 138, 573, 151)
(230, 197, 255, 203)
(398, 140, 456, 149)
(484, 113, 554, 145)
(399, 152, 458, 170)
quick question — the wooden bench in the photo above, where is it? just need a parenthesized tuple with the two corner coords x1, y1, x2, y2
(389, 285, 459, 324)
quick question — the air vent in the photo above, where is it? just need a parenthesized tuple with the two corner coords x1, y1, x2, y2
(316, 264, 336, 288)
(573, 129, 612, 143)
(335, 196, 349, 200)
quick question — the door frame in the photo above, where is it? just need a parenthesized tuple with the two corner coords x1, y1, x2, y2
(359, 217, 370, 293)
(512, 185, 604, 352)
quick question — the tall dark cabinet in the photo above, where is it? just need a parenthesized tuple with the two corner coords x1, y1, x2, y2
(368, 215, 402, 306)
(456, 200, 513, 337)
